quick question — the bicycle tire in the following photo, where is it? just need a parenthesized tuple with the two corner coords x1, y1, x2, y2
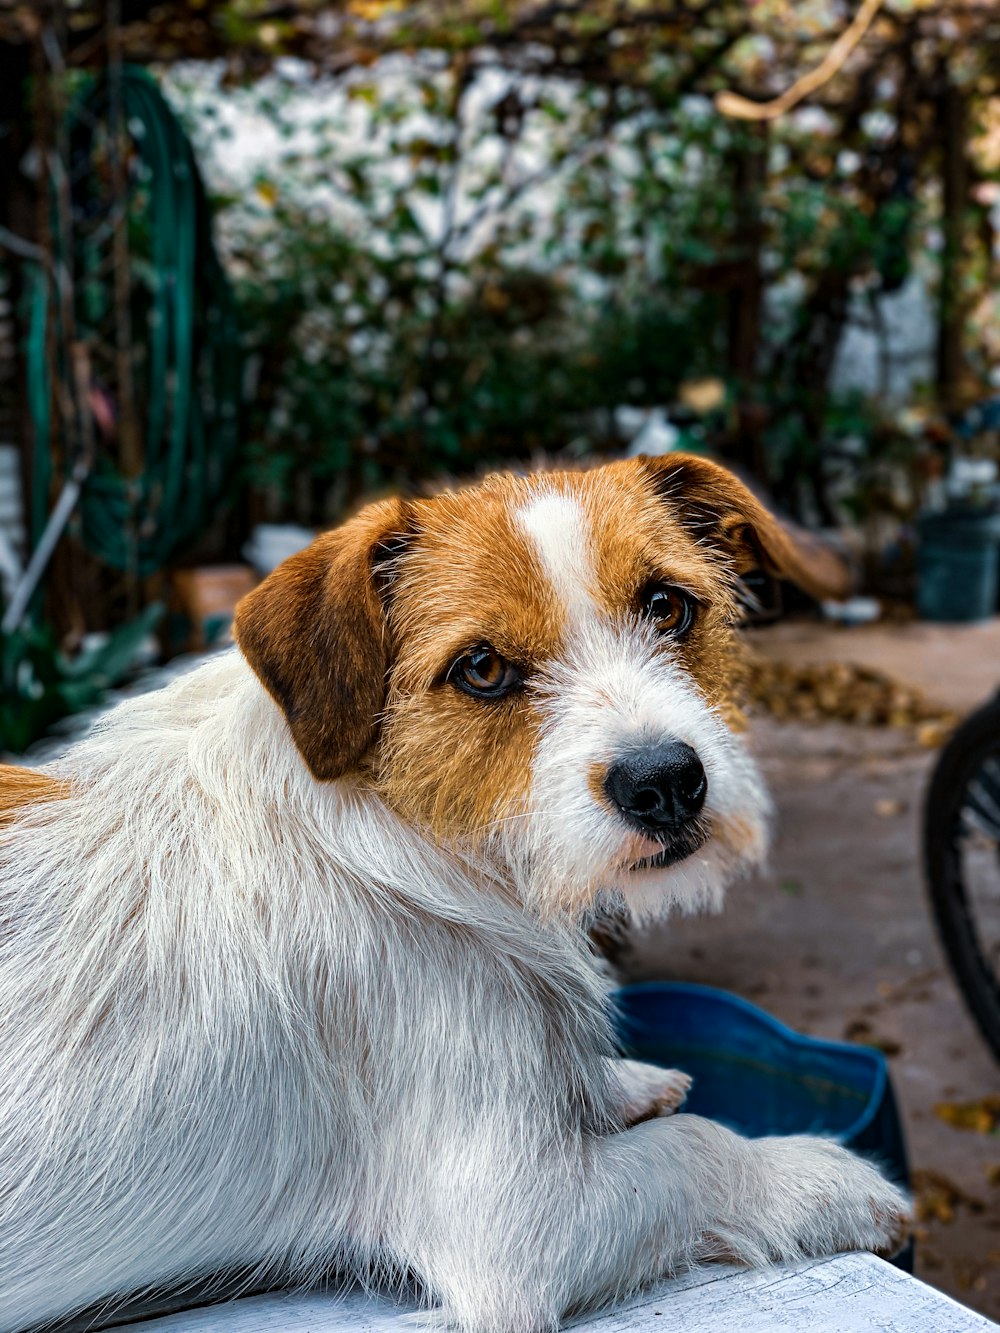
(923, 695, 1000, 1062)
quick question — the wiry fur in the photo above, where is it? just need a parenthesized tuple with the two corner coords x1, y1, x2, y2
(0, 459, 907, 1333)
(516, 615, 770, 919)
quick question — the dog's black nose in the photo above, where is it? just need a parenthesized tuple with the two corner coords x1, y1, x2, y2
(604, 742, 707, 836)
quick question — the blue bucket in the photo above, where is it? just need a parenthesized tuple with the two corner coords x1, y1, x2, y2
(611, 981, 911, 1267)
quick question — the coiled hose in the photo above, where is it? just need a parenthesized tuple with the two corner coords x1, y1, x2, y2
(28, 65, 240, 580)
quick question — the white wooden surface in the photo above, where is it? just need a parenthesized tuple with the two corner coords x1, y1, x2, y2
(130, 1254, 996, 1333)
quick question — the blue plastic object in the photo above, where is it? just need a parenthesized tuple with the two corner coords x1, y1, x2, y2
(611, 981, 911, 1267)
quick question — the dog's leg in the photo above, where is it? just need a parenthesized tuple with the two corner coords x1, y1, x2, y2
(608, 1057, 691, 1124)
(408, 1114, 909, 1332)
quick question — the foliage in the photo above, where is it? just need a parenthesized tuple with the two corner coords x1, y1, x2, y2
(166, 44, 952, 523)
(18, 0, 1000, 523)
(0, 606, 163, 754)
(225, 188, 729, 515)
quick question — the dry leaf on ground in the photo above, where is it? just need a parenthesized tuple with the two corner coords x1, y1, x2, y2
(874, 798, 906, 817)
(912, 1168, 986, 1224)
(843, 1017, 902, 1056)
(934, 1096, 1000, 1134)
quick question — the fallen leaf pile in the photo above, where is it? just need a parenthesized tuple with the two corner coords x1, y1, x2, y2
(934, 1095, 1000, 1134)
(745, 656, 957, 741)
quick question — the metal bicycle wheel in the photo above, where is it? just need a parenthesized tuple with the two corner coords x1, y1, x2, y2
(923, 696, 1000, 1062)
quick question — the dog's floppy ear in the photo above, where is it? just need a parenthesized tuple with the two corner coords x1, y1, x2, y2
(234, 497, 412, 780)
(641, 452, 851, 601)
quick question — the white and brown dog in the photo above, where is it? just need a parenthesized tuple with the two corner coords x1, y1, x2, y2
(0, 455, 908, 1332)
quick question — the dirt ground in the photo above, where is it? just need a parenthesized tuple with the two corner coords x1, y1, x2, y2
(623, 621, 1000, 1323)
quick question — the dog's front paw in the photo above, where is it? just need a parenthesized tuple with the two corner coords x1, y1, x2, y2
(615, 1058, 692, 1125)
(752, 1136, 911, 1261)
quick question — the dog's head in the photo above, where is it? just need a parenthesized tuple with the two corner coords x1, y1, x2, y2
(235, 456, 848, 916)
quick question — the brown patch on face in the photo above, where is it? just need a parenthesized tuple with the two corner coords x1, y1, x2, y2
(587, 761, 611, 812)
(720, 698, 749, 733)
(373, 475, 561, 839)
(570, 460, 746, 714)
(378, 685, 540, 841)
(387, 476, 568, 693)
(0, 766, 69, 825)
(639, 452, 851, 601)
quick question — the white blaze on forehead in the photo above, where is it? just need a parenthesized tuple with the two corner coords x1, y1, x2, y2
(503, 488, 771, 920)
(516, 490, 596, 628)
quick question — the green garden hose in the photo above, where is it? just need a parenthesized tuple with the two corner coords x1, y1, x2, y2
(28, 65, 241, 580)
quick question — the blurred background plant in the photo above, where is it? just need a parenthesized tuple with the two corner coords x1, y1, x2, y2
(168, 57, 915, 526)
(148, 0, 1000, 537)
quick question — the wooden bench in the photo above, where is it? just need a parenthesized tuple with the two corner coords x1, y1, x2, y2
(122, 1254, 996, 1333)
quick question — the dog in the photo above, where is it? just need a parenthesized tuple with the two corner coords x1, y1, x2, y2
(0, 454, 908, 1332)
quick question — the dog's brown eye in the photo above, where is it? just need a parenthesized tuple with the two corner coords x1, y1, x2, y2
(448, 646, 522, 699)
(642, 585, 696, 637)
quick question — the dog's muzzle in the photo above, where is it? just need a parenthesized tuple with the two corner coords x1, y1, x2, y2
(604, 741, 709, 869)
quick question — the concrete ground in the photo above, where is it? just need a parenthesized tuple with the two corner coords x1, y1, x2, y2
(624, 618, 1000, 1322)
